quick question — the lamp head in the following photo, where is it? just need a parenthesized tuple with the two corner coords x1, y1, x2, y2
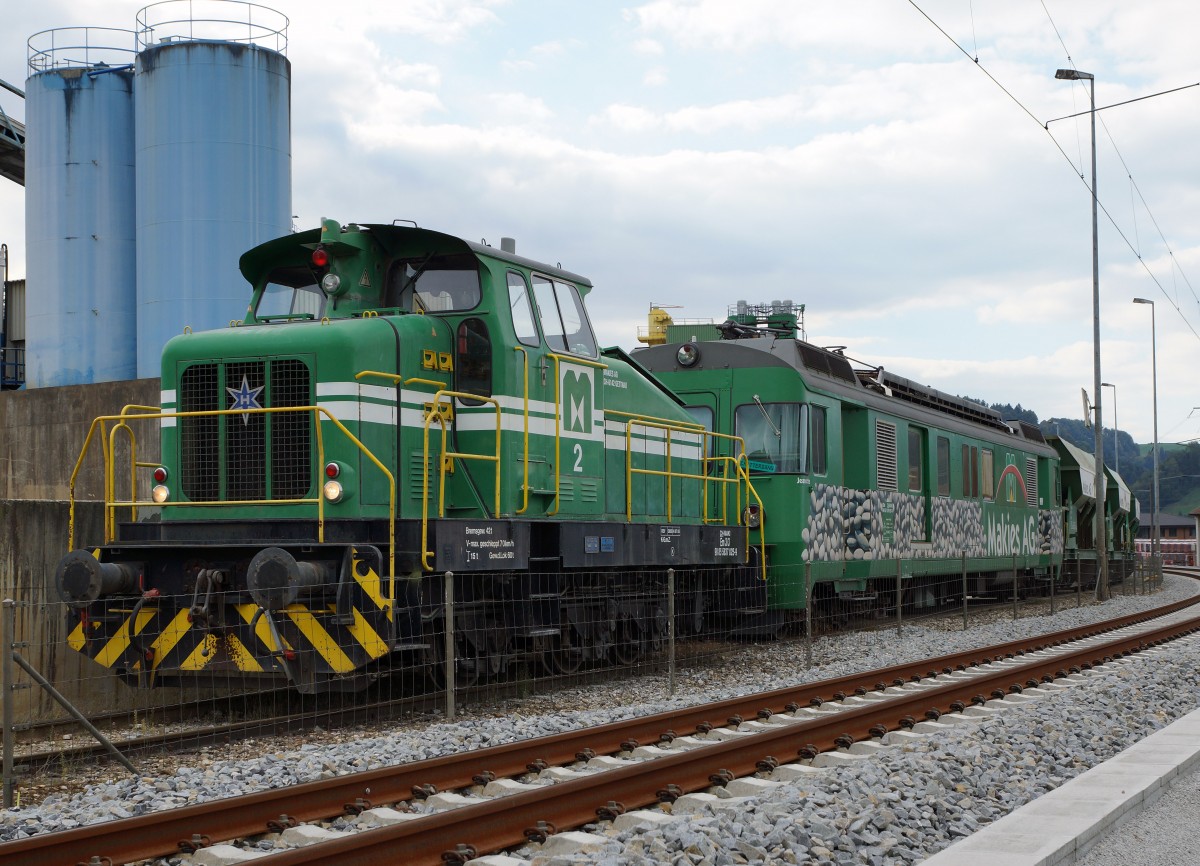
(1055, 68, 1094, 80)
(1132, 298, 1153, 305)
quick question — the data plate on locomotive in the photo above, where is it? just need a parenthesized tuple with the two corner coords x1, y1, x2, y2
(436, 520, 530, 571)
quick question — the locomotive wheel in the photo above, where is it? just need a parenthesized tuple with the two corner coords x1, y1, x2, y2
(544, 631, 584, 675)
(610, 619, 642, 666)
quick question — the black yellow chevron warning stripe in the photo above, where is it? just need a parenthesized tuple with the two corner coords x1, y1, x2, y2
(66, 548, 399, 684)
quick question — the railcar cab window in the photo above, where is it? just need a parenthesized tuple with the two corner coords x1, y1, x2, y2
(385, 252, 481, 313)
(532, 276, 598, 357)
(736, 402, 808, 474)
(507, 272, 540, 346)
(255, 267, 326, 320)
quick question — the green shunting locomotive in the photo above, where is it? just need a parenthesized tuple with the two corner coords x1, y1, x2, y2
(54, 220, 763, 693)
(634, 301, 1070, 623)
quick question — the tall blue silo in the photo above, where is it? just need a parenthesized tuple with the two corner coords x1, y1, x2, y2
(133, 2, 291, 377)
(24, 28, 138, 388)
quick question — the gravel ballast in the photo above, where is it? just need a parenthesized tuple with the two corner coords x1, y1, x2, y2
(2, 576, 1198, 866)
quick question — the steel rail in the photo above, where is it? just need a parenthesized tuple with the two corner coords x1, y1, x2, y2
(1, 592, 1194, 866)
(247, 611, 1200, 866)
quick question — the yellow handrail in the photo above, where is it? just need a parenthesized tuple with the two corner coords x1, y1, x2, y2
(68, 405, 397, 592)
(513, 347, 531, 515)
(420, 389, 503, 570)
(613, 415, 766, 579)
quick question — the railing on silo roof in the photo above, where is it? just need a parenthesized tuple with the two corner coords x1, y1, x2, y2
(27, 27, 137, 74)
(135, 0, 289, 54)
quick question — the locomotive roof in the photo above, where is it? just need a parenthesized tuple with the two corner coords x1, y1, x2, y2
(239, 221, 593, 289)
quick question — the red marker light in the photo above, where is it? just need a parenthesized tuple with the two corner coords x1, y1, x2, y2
(325, 462, 340, 479)
(312, 248, 329, 268)
(153, 466, 168, 483)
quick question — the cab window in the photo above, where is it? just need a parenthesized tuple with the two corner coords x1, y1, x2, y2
(255, 267, 326, 319)
(533, 276, 598, 357)
(507, 271, 540, 346)
(386, 252, 481, 312)
(456, 318, 491, 403)
(735, 402, 808, 474)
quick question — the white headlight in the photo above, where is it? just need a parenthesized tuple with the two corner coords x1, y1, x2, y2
(323, 480, 344, 502)
(676, 344, 700, 367)
(321, 273, 341, 293)
(152, 484, 170, 503)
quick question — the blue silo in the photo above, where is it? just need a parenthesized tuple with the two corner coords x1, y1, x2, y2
(24, 28, 138, 388)
(133, 2, 291, 378)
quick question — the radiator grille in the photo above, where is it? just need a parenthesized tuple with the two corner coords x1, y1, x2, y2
(1025, 457, 1038, 506)
(178, 360, 312, 502)
(180, 364, 220, 502)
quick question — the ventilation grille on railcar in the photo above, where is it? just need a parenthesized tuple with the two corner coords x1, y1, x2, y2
(1025, 456, 1038, 507)
(797, 343, 857, 384)
(876, 420, 898, 491)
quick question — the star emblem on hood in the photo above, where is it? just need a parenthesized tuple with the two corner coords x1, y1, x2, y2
(227, 375, 264, 425)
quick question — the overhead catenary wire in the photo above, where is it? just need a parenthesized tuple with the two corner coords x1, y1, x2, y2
(906, 0, 1200, 344)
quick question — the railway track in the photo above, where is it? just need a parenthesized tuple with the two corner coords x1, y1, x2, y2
(2, 587, 1196, 866)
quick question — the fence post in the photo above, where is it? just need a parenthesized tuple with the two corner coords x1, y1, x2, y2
(444, 571, 455, 721)
(667, 568, 676, 698)
(961, 552, 968, 631)
(1050, 562, 1056, 616)
(895, 560, 902, 638)
(804, 563, 813, 669)
(1077, 560, 1082, 608)
(1012, 553, 1018, 621)
(2, 599, 14, 808)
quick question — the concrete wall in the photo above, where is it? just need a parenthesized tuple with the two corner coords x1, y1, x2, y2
(0, 378, 160, 500)
(1, 379, 166, 719)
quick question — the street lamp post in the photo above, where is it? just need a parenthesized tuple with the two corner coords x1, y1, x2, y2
(1102, 381, 1118, 474)
(1056, 67, 1108, 599)
(1133, 298, 1160, 566)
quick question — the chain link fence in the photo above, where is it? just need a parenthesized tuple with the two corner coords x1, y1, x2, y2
(1, 553, 1168, 806)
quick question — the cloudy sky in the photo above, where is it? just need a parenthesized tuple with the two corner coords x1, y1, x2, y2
(1, 0, 1198, 445)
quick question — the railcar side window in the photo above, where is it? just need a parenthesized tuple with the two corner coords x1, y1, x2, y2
(735, 402, 807, 474)
(810, 405, 827, 475)
(507, 272, 540, 346)
(532, 276, 599, 357)
(981, 448, 994, 500)
(962, 444, 979, 497)
(387, 252, 481, 312)
(256, 268, 326, 319)
(908, 428, 924, 492)
(937, 436, 950, 496)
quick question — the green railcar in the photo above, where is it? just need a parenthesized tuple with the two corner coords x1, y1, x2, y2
(636, 303, 1065, 623)
(55, 221, 759, 692)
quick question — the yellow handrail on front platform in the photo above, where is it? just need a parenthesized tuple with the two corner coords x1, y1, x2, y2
(67, 404, 397, 594)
